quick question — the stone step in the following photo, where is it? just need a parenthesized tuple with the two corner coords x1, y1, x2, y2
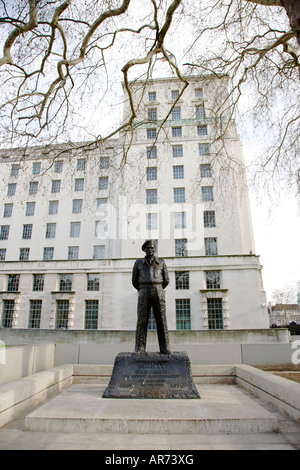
(25, 383, 279, 435)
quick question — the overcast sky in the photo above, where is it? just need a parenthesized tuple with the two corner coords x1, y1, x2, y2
(248, 184, 300, 303)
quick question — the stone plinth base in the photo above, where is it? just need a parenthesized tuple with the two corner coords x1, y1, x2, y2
(102, 351, 200, 399)
(25, 383, 279, 434)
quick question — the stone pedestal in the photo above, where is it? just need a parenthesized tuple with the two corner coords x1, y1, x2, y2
(102, 351, 200, 399)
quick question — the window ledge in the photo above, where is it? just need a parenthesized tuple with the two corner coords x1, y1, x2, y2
(200, 289, 228, 293)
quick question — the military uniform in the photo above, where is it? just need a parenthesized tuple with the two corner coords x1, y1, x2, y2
(132, 256, 170, 354)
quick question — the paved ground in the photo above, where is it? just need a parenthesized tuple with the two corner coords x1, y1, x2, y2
(0, 384, 299, 450)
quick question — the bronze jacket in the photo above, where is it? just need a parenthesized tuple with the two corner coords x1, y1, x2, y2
(132, 257, 169, 291)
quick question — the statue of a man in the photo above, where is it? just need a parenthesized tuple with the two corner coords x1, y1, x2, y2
(132, 240, 171, 354)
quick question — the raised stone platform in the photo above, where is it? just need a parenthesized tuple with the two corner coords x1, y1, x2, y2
(25, 383, 279, 434)
(102, 352, 200, 399)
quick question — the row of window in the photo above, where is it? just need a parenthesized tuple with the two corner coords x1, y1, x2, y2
(1, 197, 107, 219)
(0, 237, 218, 261)
(147, 124, 210, 143)
(9, 158, 109, 177)
(1, 299, 100, 330)
(0, 245, 106, 261)
(2, 273, 100, 292)
(1, 297, 224, 330)
(6, 176, 109, 198)
(148, 87, 203, 102)
(145, 163, 211, 181)
(145, 186, 214, 204)
(1, 270, 222, 293)
(146, 104, 206, 122)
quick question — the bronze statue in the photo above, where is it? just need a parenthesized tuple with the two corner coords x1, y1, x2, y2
(132, 240, 171, 354)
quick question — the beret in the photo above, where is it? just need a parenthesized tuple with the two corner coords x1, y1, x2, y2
(142, 239, 156, 252)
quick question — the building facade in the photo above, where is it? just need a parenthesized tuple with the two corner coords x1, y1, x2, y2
(0, 75, 269, 331)
(269, 304, 300, 327)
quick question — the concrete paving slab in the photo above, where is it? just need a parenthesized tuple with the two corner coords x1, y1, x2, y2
(25, 384, 279, 435)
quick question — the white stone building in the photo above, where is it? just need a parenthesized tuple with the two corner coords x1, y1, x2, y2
(0, 75, 269, 332)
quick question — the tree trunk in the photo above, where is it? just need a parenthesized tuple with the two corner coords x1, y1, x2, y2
(282, 0, 300, 47)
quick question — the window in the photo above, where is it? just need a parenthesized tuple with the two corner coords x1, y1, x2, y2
(59, 274, 72, 291)
(0, 225, 10, 240)
(72, 199, 83, 214)
(207, 298, 223, 329)
(202, 186, 214, 202)
(19, 248, 29, 261)
(48, 200, 59, 215)
(26, 202, 35, 216)
(93, 245, 105, 259)
(172, 107, 181, 120)
(146, 213, 158, 230)
(77, 159, 86, 171)
(11, 164, 20, 176)
(3, 203, 13, 218)
(43, 247, 54, 260)
(95, 221, 107, 238)
(85, 300, 99, 329)
(22, 224, 32, 239)
(204, 210, 216, 227)
(147, 147, 157, 159)
(54, 160, 63, 173)
(87, 274, 100, 291)
(172, 126, 182, 138)
(174, 212, 186, 229)
(100, 157, 110, 169)
(205, 237, 218, 256)
(195, 88, 203, 98)
(74, 178, 84, 191)
(171, 89, 179, 100)
(196, 104, 206, 119)
(175, 271, 189, 290)
(68, 246, 79, 260)
(46, 223, 56, 238)
(0, 249, 6, 260)
(146, 167, 157, 181)
(146, 189, 157, 204)
(32, 162, 41, 175)
(199, 143, 210, 156)
(98, 176, 108, 190)
(172, 144, 183, 158)
(173, 165, 184, 179)
(176, 299, 191, 330)
(1, 300, 15, 328)
(56, 300, 69, 329)
(96, 198, 108, 211)
(200, 164, 212, 177)
(70, 222, 81, 238)
(148, 108, 157, 121)
(197, 125, 208, 136)
(173, 188, 185, 203)
(175, 238, 187, 257)
(147, 128, 157, 139)
(33, 274, 44, 291)
(29, 182, 38, 195)
(28, 300, 42, 329)
(51, 180, 61, 193)
(206, 271, 221, 289)
(148, 91, 156, 101)
(7, 183, 16, 196)
(7, 274, 20, 292)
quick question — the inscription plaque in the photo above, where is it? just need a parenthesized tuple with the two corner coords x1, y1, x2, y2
(102, 351, 200, 399)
